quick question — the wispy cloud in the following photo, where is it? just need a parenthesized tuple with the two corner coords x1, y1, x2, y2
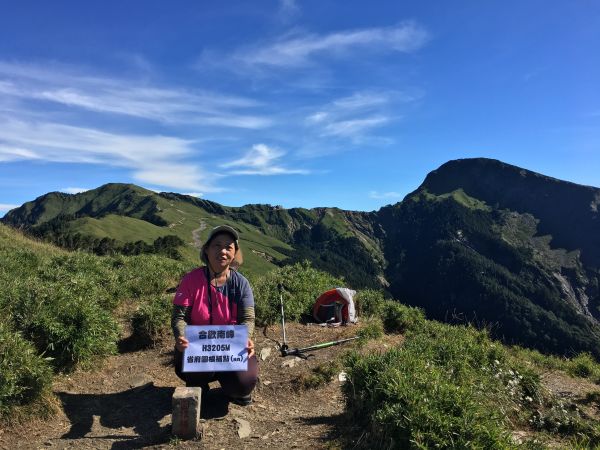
(221, 143, 309, 175)
(234, 21, 429, 68)
(0, 145, 41, 162)
(60, 187, 89, 194)
(323, 116, 390, 138)
(0, 203, 19, 215)
(0, 117, 219, 192)
(306, 91, 404, 140)
(278, 0, 300, 23)
(0, 61, 271, 129)
(369, 190, 403, 200)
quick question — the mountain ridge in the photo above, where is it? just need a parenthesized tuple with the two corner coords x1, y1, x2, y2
(4, 158, 600, 358)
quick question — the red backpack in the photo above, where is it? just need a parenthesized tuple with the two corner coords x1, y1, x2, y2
(312, 288, 358, 325)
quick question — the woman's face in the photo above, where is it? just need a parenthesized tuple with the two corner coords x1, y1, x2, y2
(206, 233, 237, 273)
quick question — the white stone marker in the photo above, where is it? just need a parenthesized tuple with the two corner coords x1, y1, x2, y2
(172, 387, 202, 439)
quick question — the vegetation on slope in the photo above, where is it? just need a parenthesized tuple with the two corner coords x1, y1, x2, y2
(0, 224, 190, 421)
(380, 190, 600, 359)
(2, 225, 600, 448)
(3, 157, 600, 364)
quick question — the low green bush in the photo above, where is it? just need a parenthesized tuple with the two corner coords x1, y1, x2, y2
(342, 321, 533, 448)
(354, 289, 386, 317)
(115, 254, 189, 300)
(381, 301, 425, 334)
(253, 261, 344, 324)
(356, 317, 384, 342)
(15, 285, 120, 371)
(0, 322, 53, 420)
(131, 295, 173, 347)
(567, 353, 599, 379)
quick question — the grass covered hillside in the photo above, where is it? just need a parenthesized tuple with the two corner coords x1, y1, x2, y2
(0, 223, 190, 421)
(2, 185, 383, 286)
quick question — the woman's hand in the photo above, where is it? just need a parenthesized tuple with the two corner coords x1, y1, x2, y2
(246, 338, 255, 358)
(175, 336, 189, 352)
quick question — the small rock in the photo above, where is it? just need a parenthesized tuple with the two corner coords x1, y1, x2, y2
(338, 371, 348, 382)
(262, 380, 272, 386)
(282, 359, 296, 368)
(259, 347, 272, 361)
(235, 418, 251, 439)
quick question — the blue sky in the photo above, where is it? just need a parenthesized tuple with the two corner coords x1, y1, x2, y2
(0, 1, 598, 215)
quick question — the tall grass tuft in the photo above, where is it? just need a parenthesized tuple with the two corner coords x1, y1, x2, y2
(131, 295, 173, 348)
(342, 321, 532, 448)
(253, 261, 344, 324)
(0, 322, 54, 420)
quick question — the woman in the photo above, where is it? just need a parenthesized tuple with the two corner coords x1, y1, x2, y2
(172, 225, 257, 406)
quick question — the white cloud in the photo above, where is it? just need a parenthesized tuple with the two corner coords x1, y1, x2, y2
(305, 91, 400, 140)
(235, 21, 429, 68)
(279, 0, 300, 22)
(369, 190, 403, 199)
(0, 117, 219, 192)
(0, 145, 41, 162)
(60, 187, 89, 194)
(0, 203, 19, 214)
(221, 143, 309, 175)
(323, 116, 389, 138)
(0, 61, 271, 129)
(183, 192, 204, 198)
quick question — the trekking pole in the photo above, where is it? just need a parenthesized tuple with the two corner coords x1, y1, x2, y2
(281, 336, 359, 358)
(278, 283, 289, 355)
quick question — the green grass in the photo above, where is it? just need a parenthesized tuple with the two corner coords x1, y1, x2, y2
(416, 188, 490, 210)
(72, 214, 171, 243)
(343, 322, 527, 448)
(252, 261, 344, 324)
(0, 322, 54, 420)
(0, 224, 189, 420)
(131, 295, 173, 348)
(509, 346, 600, 383)
(294, 361, 342, 389)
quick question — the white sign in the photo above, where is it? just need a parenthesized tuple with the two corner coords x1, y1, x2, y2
(183, 325, 248, 372)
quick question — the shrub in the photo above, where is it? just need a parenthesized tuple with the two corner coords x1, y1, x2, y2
(354, 290, 425, 334)
(0, 322, 54, 420)
(356, 317, 384, 342)
(253, 261, 344, 325)
(567, 353, 599, 379)
(131, 295, 173, 347)
(342, 321, 536, 448)
(354, 289, 386, 317)
(115, 254, 189, 300)
(381, 301, 425, 334)
(14, 284, 119, 371)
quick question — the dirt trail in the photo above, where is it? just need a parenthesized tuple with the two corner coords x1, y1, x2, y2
(0, 324, 362, 450)
(191, 220, 207, 250)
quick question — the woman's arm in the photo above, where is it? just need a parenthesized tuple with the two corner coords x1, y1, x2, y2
(171, 304, 190, 340)
(238, 305, 255, 337)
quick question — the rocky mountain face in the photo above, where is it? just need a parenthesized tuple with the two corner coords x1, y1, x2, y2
(378, 159, 600, 358)
(4, 158, 600, 357)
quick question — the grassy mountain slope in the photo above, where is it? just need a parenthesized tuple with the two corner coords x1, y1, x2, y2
(2, 185, 383, 285)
